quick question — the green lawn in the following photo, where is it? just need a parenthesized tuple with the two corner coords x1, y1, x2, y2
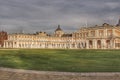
(0, 49, 120, 72)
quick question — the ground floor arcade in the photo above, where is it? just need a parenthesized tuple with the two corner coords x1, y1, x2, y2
(3, 38, 120, 49)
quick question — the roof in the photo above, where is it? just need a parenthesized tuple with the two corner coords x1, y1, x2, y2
(62, 34, 72, 37)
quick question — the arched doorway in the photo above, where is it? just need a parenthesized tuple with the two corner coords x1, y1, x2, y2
(89, 40, 93, 48)
(84, 42, 86, 48)
(97, 40, 101, 49)
(77, 43, 81, 48)
(72, 43, 75, 48)
(106, 40, 110, 48)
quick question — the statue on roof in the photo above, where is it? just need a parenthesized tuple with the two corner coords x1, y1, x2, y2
(116, 18, 120, 26)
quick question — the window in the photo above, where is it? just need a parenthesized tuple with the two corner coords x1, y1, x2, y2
(107, 30, 112, 36)
(99, 30, 103, 36)
(91, 31, 95, 36)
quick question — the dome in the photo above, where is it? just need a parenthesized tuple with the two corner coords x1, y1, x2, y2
(55, 25, 62, 31)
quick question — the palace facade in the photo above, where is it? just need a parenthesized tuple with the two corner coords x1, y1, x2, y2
(1, 19, 120, 49)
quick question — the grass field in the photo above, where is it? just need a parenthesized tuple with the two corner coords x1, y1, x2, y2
(0, 49, 120, 72)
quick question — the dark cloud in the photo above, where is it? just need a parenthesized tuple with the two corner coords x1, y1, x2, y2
(0, 0, 120, 33)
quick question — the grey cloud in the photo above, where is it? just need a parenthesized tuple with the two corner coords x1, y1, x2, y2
(0, 0, 120, 33)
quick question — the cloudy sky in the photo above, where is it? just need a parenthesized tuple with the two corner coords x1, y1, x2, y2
(0, 0, 120, 33)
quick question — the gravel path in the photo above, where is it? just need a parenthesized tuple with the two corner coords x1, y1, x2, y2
(0, 67, 120, 80)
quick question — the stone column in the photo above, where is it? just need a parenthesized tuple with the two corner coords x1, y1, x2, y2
(9, 42, 11, 48)
(105, 29, 107, 37)
(101, 39, 106, 49)
(81, 42, 83, 49)
(5, 42, 7, 48)
(86, 40, 89, 49)
(88, 31, 91, 37)
(23, 43, 24, 48)
(10, 42, 12, 48)
(13, 42, 14, 48)
(75, 43, 77, 49)
(6, 42, 8, 48)
(112, 29, 115, 36)
(93, 40, 97, 49)
(104, 29, 107, 37)
(111, 39, 115, 49)
(11, 42, 13, 48)
(96, 30, 99, 37)
(16, 42, 18, 48)
(65, 43, 67, 49)
(3, 42, 6, 48)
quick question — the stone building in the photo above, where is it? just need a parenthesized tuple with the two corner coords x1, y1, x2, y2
(2, 19, 120, 49)
(73, 23, 120, 49)
(0, 31, 8, 47)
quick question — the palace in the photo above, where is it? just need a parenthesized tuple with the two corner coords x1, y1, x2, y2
(1, 19, 120, 49)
